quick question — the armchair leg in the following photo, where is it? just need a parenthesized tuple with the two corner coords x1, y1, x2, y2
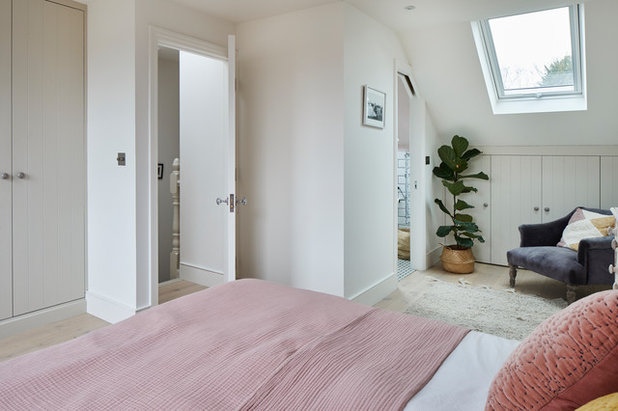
(566, 284, 577, 305)
(509, 265, 518, 288)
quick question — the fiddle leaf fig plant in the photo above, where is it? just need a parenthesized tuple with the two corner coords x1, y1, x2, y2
(433, 135, 489, 249)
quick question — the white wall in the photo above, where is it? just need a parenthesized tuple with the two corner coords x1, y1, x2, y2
(400, 0, 618, 146)
(157, 50, 179, 283)
(342, 4, 409, 300)
(86, 0, 137, 322)
(237, 3, 345, 296)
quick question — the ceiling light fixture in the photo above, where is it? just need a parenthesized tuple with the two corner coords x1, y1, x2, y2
(404, 5, 416, 11)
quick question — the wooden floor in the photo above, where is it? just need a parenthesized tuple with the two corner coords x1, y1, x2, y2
(0, 280, 206, 363)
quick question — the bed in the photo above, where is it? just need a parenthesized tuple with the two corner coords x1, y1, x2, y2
(0, 279, 614, 410)
(0, 279, 516, 409)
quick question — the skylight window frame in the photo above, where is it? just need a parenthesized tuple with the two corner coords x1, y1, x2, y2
(477, 4, 584, 101)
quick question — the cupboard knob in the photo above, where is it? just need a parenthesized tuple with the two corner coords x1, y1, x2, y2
(534, 207, 540, 211)
(483, 203, 488, 208)
(0, 172, 8, 180)
(17, 172, 26, 179)
(544, 207, 550, 212)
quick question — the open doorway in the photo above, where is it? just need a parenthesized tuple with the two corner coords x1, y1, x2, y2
(157, 46, 180, 285)
(149, 30, 237, 307)
(396, 73, 415, 281)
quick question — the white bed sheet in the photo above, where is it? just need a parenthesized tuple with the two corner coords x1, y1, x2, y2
(404, 331, 520, 411)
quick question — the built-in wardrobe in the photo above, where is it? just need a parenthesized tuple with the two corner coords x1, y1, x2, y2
(0, 0, 85, 330)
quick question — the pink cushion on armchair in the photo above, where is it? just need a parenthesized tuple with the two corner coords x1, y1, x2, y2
(486, 290, 618, 410)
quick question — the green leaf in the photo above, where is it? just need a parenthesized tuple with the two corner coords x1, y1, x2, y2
(434, 199, 452, 217)
(454, 200, 474, 211)
(442, 180, 465, 196)
(451, 135, 469, 157)
(454, 235, 473, 248)
(454, 213, 473, 223)
(477, 236, 485, 243)
(432, 162, 455, 181)
(461, 185, 478, 193)
(436, 225, 453, 237)
(437, 145, 458, 170)
(461, 148, 481, 161)
(460, 172, 489, 180)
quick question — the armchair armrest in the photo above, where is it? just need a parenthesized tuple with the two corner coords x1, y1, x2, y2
(519, 213, 572, 247)
(577, 236, 615, 266)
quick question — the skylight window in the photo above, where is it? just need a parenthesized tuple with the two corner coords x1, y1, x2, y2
(472, 5, 586, 114)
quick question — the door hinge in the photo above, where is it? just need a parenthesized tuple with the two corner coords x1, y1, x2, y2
(229, 194, 235, 213)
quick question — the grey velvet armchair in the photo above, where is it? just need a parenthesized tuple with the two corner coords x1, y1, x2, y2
(507, 207, 615, 304)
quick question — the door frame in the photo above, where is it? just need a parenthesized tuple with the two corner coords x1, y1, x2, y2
(393, 61, 427, 271)
(147, 27, 230, 307)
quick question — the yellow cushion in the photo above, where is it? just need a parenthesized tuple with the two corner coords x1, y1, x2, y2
(577, 393, 618, 411)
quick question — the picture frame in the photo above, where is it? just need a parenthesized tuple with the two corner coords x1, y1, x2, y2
(158, 163, 164, 180)
(363, 85, 386, 129)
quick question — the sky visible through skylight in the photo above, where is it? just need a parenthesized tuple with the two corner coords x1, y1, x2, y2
(489, 7, 573, 93)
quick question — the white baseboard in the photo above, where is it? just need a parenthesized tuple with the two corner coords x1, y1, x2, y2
(428, 246, 442, 268)
(86, 291, 135, 324)
(349, 273, 397, 307)
(180, 264, 223, 287)
(0, 299, 86, 339)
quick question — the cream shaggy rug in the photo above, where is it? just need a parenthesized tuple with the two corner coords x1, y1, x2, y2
(404, 277, 568, 341)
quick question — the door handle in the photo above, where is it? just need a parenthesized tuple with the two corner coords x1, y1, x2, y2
(534, 207, 540, 211)
(236, 197, 247, 206)
(16, 172, 26, 179)
(216, 197, 229, 206)
(0, 172, 8, 180)
(544, 207, 550, 212)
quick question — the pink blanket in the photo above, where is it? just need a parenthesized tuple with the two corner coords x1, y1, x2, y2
(0, 279, 468, 410)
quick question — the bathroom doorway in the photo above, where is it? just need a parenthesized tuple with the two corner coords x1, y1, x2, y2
(396, 73, 415, 281)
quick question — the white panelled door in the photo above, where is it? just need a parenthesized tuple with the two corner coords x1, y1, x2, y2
(491, 156, 542, 266)
(542, 156, 600, 222)
(466, 155, 491, 263)
(178, 36, 236, 287)
(12, 0, 85, 315)
(0, 0, 11, 321)
(601, 157, 618, 209)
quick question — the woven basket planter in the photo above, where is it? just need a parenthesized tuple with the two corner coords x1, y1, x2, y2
(441, 245, 475, 274)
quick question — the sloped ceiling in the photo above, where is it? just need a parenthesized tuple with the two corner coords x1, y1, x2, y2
(399, 0, 617, 146)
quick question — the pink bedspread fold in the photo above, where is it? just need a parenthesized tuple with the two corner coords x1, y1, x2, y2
(0, 279, 468, 410)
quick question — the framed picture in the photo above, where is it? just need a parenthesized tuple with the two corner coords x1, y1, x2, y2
(363, 85, 386, 129)
(158, 163, 164, 180)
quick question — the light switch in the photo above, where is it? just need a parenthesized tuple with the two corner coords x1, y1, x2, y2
(117, 152, 126, 166)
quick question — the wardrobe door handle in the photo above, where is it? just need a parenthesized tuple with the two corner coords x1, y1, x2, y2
(0, 172, 8, 180)
(544, 207, 550, 212)
(534, 207, 539, 211)
(16, 172, 26, 179)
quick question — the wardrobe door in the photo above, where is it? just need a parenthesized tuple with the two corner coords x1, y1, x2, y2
(541, 156, 600, 222)
(600, 157, 618, 209)
(491, 156, 542, 265)
(12, 0, 85, 315)
(0, 0, 12, 321)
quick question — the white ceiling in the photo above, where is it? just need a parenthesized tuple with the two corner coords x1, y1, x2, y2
(169, 0, 592, 30)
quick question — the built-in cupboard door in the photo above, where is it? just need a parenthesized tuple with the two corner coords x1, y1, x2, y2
(491, 156, 542, 266)
(542, 156, 600, 222)
(0, 0, 12, 321)
(600, 157, 618, 209)
(12, 0, 85, 315)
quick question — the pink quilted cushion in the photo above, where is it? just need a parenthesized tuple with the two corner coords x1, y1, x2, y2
(486, 290, 618, 410)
